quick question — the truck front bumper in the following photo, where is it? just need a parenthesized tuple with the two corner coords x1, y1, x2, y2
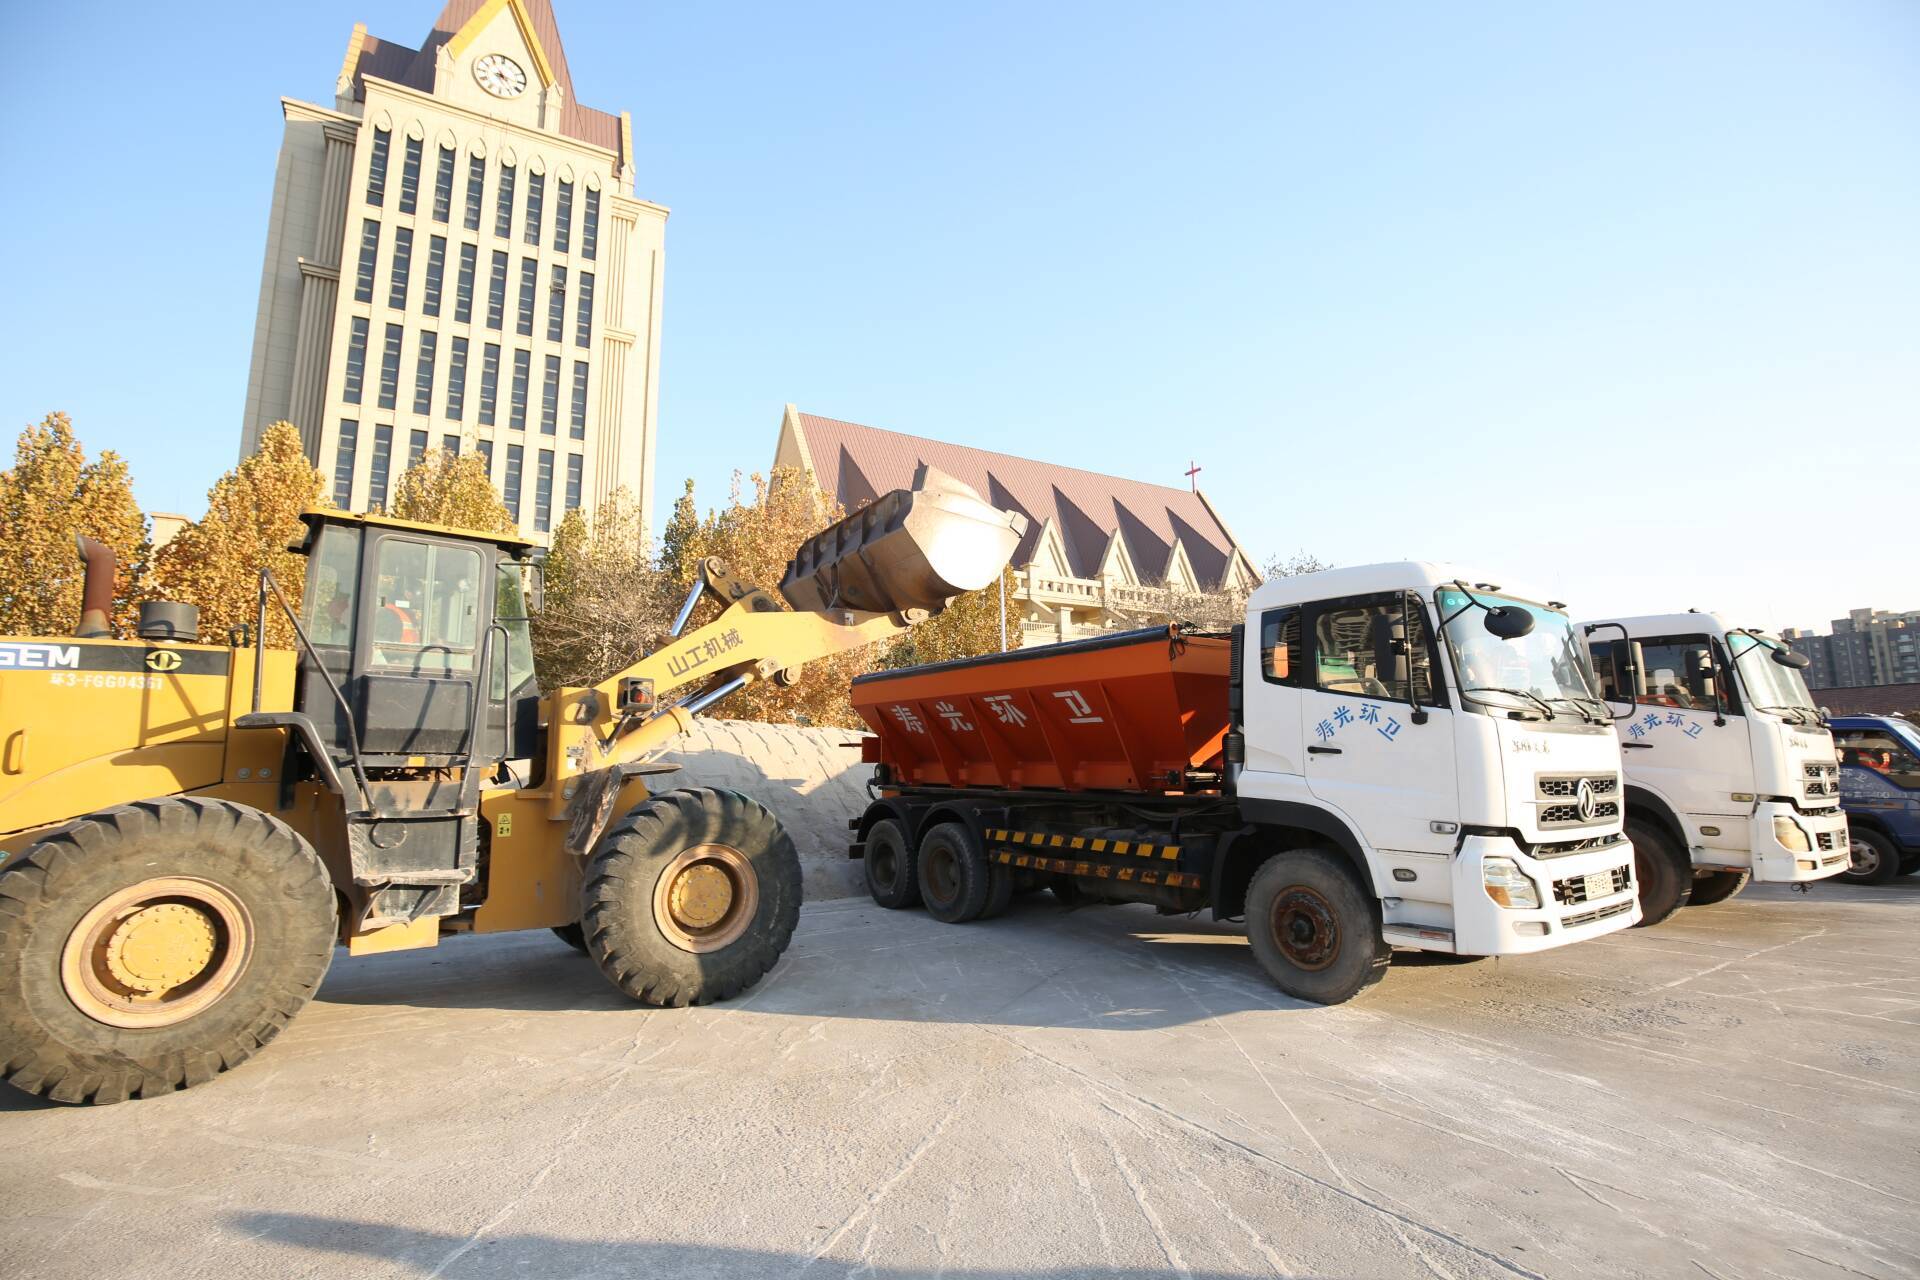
(1444, 834, 1641, 956)
(1748, 804, 1849, 883)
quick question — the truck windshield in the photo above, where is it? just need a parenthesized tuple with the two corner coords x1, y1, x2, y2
(1436, 588, 1604, 721)
(1727, 631, 1818, 723)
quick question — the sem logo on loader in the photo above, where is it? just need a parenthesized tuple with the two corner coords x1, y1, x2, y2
(146, 650, 183, 672)
(0, 643, 80, 670)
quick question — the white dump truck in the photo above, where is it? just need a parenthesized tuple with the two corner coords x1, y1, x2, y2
(852, 564, 1640, 1004)
(1581, 612, 1847, 924)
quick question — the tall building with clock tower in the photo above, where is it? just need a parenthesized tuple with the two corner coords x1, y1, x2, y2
(239, 0, 665, 540)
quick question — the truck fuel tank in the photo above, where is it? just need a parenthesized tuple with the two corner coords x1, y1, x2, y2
(780, 465, 1029, 617)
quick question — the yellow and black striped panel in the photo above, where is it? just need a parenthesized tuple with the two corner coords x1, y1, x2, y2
(991, 848, 1202, 890)
(986, 827, 1182, 861)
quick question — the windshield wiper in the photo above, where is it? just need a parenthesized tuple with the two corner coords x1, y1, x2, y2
(1464, 686, 1554, 720)
(1548, 696, 1608, 726)
(1757, 703, 1817, 726)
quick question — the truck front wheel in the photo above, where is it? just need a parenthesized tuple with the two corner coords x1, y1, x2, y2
(0, 798, 337, 1104)
(1685, 869, 1750, 907)
(1244, 849, 1388, 1005)
(1628, 819, 1692, 926)
(582, 788, 802, 1007)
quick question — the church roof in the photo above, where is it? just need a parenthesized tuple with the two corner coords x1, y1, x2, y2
(343, 0, 624, 162)
(786, 411, 1250, 591)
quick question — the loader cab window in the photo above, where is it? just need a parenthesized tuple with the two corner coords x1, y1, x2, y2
(1259, 607, 1304, 686)
(493, 562, 537, 698)
(370, 538, 483, 674)
(303, 527, 361, 648)
(1312, 596, 1437, 704)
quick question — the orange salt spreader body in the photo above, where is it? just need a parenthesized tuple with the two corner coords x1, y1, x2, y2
(851, 625, 1234, 794)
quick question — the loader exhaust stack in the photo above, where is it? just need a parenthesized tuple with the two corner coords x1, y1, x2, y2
(74, 535, 115, 638)
(780, 465, 1029, 616)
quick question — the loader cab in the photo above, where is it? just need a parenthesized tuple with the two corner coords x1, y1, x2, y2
(294, 511, 541, 777)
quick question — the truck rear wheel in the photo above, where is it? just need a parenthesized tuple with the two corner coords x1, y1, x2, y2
(581, 788, 801, 1007)
(1244, 849, 1388, 1005)
(916, 823, 992, 923)
(862, 819, 919, 909)
(1841, 828, 1900, 885)
(1685, 869, 1750, 906)
(0, 798, 337, 1104)
(1628, 819, 1692, 926)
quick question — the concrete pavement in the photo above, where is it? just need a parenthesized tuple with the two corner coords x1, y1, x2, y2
(3, 880, 1917, 1279)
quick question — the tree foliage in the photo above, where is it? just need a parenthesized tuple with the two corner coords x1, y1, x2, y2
(0, 412, 149, 637)
(385, 447, 516, 534)
(533, 488, 671, 689)
(152, 421, 325, 647)
(879, 567, 1020, 668)
(1265, 551, 1332, 578)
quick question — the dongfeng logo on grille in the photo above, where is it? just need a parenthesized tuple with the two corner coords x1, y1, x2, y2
(1576, 778, 1598, 822)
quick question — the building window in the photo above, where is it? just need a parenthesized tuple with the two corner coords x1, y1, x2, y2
(398, 136, 422, 215)
(447, 337, 468, 420)
(334, 420, 358, 506)
(343, 317, 369, 405)
(487, 250, 508, 329)
(504, 444, 524, 521)
(516, 258, 538, 337)
(432, 146, 455, 223)
(354, 219, 379, 303)
(442, 432, 460, 457)
(495, 163, 516, 238)
(541, 355, 560, 434)
(546, 265, 567, 342)
(575, 272, 594, 348)
(565, 453, 583, 511)
(479, 342, 500, 425)
(366, 127, 390, 206)
(414, 331, 437, 415)
(534, 448, 554, 533)
(582, 187, 599, 259)
(407, 428, 428, 471)
(569, 362, 588, 439)
(509, 349, 530, 430)
(524, 172, 544, 246)
(554, 181, 573, 254)
(477, 438, 494, 477)
(464, 155, 485, 232)
(369, 425, 394, 509)
(389, 227, 412, 310)
(378, 324, 403, 410)
(455, 243, 476, 324)
(423, 235, 446, 317)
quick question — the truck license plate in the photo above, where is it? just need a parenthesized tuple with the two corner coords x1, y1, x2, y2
(1583, 871, 1614, 900)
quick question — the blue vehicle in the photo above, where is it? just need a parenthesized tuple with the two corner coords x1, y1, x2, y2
(1829, 714, 1920, 884)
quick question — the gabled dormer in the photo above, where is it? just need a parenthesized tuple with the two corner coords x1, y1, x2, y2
(1161, 539, 1199, 593)
(1029, 519, 1074, 580)
(1096, 528, 1139, 585)
(431, 0, 567, 133)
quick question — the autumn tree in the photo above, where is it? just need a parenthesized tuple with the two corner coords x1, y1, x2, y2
(658, 467, 876, 728)
(1265, 551, 1331, 578)
(0, 412, 149, 636)
(533, 487, 671, 689)
(878, 567, 1020, 669)
(385, 447, 515, 534)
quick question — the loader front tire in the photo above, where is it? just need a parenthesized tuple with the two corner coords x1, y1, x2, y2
(0, 798, 337, 1105)
(582, 788, 801, 1007)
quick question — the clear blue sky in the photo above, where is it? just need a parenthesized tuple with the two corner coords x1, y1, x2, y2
(1, 2, 1914, 634)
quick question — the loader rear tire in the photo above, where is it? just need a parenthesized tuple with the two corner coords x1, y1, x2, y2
(1245, 848, 1389, 1005)
(917, 823, 992, 923)
(0, 798, 337, 1105)
(862, 819, 919, 910)
(551, 924, 588, 952)
(581, 788, 801, 1007)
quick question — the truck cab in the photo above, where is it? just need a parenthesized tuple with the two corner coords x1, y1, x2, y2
(1582, 612, 1847, 922)
(1237, 563, 1641, 959)
(1828, 714, 1920, 885)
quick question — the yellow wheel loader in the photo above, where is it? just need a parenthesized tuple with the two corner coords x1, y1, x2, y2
(0, 467, 1024, 1104)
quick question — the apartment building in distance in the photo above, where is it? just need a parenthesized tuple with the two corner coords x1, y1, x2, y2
(240, 0, 665, 540)
(1786, 607, 1920, 690)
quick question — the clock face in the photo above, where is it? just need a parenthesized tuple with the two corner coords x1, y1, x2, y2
(473, 53, 528, 99)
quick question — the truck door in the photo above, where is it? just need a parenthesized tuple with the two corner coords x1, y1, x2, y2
(1239, 604, 1306, 794)
(1613, 633, 1750, 830)
(1300, 593, 1457, 856)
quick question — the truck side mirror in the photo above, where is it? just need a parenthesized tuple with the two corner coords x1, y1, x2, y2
(1371, 615, 1409, 684)
(1772, 647, 1810, 669)
(1267, 647, 1289, 680)
(1483, 607, 1533, 640)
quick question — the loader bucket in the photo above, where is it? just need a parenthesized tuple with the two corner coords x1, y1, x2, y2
(780, 465, 1030, 615)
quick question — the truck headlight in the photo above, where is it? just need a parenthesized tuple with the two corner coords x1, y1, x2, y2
(1773, 816, 1811, 853)
(1483, 858, 1541, 910)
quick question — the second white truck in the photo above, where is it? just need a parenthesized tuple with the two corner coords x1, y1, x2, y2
(1582, 612, 1848, 924)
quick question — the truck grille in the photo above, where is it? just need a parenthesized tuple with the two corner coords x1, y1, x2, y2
(1532, 833, 1630, 860)
(1563, 900, 1634, 929)
(1536, 774, 1621, 829)
(1803, 762, 1840, 799)
(1552, 865, 1632, 905)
